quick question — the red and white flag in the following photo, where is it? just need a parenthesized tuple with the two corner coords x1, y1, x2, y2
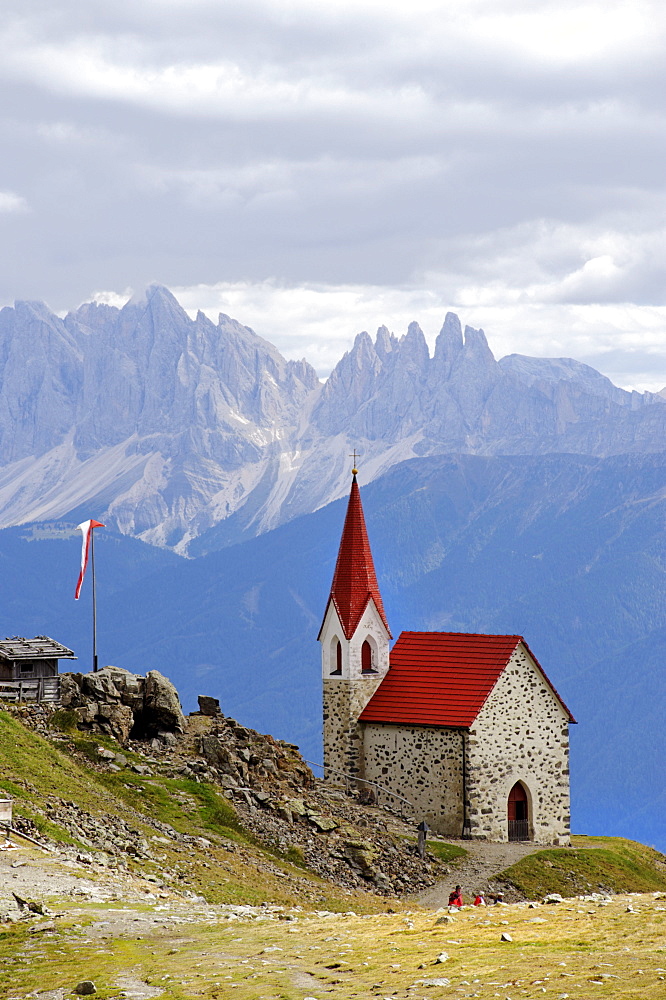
(74, 520, 105, 600)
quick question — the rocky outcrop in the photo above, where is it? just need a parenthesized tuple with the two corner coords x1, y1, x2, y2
(188, 713, 437, 895)
(60, 667, 185, 741)
(9, 696, 443, 896)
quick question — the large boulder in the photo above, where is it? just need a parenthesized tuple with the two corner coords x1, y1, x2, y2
(143, 671, 185, 733)
(198, 695, 221, 716)
(96, 702, 134, 742)
(59, 667, 184, 742)
(59, 673, 84, 708)
(81, 668, 122, 703)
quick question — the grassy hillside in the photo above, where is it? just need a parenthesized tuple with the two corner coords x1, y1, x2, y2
(500, 835, 666, 898)
(0, 710, 391, 913)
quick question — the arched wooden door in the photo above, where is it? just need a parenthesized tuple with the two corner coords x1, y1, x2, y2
(507, 782, 530, 841)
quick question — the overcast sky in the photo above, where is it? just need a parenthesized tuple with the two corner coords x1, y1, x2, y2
(1, 0, 665, 388)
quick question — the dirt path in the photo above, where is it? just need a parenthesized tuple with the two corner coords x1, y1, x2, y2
(414, 839, 545, 906)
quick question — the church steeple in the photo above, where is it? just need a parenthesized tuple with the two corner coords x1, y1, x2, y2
(322, 472, 392, 641)
(319, 470, 392, 779)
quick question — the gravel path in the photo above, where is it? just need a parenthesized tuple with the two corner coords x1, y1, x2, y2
(414, 839, 545, 907)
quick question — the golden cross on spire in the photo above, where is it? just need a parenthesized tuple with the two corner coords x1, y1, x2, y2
(349, 448, 360, 475)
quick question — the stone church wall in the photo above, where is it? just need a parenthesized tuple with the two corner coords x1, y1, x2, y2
(323, 677, 384, 779)
(467, 645, 571, 845)
(360, 723, 464, 834)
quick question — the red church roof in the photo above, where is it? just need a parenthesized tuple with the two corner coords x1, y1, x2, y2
(359, 631, 575, 727)
(319, 474, 392, 641)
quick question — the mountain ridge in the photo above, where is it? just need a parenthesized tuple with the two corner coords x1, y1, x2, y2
(1, 284, 665, 552)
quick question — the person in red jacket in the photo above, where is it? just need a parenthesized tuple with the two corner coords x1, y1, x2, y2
(448, 885, 463, 907)
(473, 892, 486, 906)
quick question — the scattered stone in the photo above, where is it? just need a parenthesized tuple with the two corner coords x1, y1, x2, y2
(309, 814, 338, 832)
(74, 982, 97, 995)
(97, 748, 116, 760)
(12, 891, 48, 914)
(113, 976, 164, 999)
(30, 919, 56, 933)
(13, 674, 442, 898)
(435, 951, 449, 963)
(500, 932, 513, 942)
(435, 914, 455, 924)
(544, 893, 564, 904)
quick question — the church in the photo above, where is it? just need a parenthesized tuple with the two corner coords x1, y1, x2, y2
(319, 470, 575, 845)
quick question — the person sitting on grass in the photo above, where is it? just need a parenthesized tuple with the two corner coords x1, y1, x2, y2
(448, 885, 463, 908)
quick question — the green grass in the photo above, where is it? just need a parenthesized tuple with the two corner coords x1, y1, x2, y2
(0, 711, 125, 815)
(426, 839, 468, 863)
(500, 835, 666, 898)
(49, 708, 80, 733)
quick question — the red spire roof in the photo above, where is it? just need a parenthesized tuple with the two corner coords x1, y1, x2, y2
(359, 631, 575, 727)
(320, 475, 392, 640)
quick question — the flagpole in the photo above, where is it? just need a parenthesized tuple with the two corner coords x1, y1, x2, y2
(91, 528, 98, 673)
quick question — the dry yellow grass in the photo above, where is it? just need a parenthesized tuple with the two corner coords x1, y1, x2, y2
(1, 864, 665, 1000)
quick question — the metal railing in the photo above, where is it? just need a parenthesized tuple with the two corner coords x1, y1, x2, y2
(303, 758, 416, 820)
(0, 676, 61, 703)
(508, 819, 530, 842)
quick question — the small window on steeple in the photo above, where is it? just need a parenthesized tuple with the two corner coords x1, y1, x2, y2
(361, 640, 376, 673)
(331, 639, 342, 675)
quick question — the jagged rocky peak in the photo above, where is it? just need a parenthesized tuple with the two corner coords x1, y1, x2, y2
(433, 312, 464, 377)
(68, 284, 321, 454)
(398, 321, 430, 370)
(67, 299, 121, 343)
(375, 325, 397, 360)
(325, 330, 382, 381)
(463, 323, 494, 359)
(444, 323, 498, 383)
(213, 311, 318, 391)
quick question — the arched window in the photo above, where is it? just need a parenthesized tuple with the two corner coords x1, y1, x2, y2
(361, 640, 374, 673)
(330, 639, 342, 675)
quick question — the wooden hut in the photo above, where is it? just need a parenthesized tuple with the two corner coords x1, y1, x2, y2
(0, 636, 76, 702)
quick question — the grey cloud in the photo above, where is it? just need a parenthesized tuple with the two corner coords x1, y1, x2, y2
(1, 0, 666, 321)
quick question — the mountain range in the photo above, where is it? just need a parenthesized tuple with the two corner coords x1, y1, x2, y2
(1, 284, 665, 552)
(0, 285, 664, 852)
